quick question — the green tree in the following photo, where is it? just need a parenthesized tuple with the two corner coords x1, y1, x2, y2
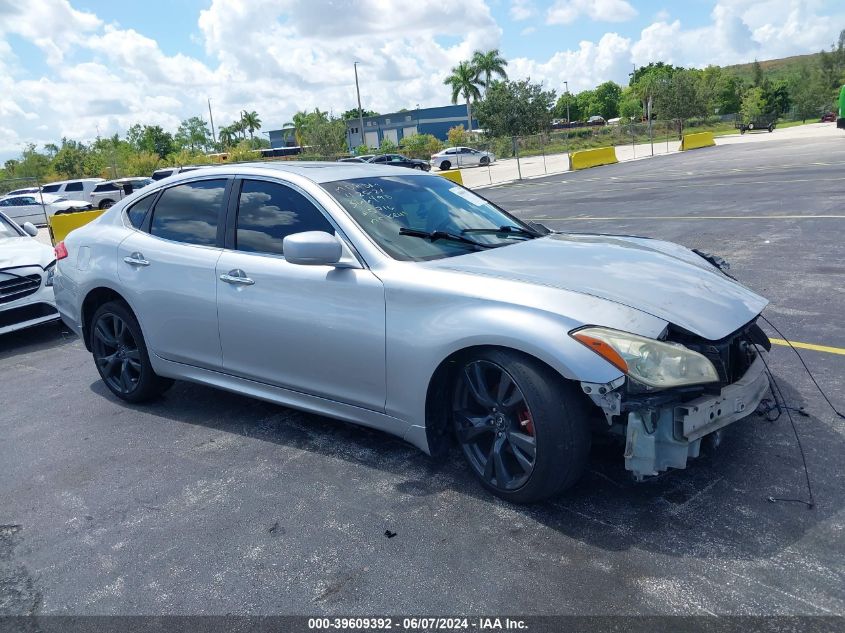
(53, 138, 89, 178)
(752, 60, 764, 87)
(218, 125, 238, 148)
(474, 78, 556, 137)
(175, 116, 212, 152)
(553, 90, 582, 122)
(789, 67, 831, 121)
(399, 133, 443, 159)
(240, 110, 262, 141)
(125, 151, 162, 176)
(471, 49, 508, 95)
(618, 88, 643, 120)
(341, 108, 379, 119)
(653, 69, 708, 135)
(715, 74, 743, 114)
(127, 125, 175, 159)
(444, 60, 482, 134)
(447, 125, 468, 147)
(300, 110, 347, 157)
(588, 81, 622, 119)
(741, 86, 767, 121)
(15, 144, 51, 180)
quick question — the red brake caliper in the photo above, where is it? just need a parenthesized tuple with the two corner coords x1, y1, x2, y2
(518, 408, 534, 436)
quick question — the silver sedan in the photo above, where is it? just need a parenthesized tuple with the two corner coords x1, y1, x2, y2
(53, 163, 770, 502)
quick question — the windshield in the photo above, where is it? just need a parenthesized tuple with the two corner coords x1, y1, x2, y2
(0, 215, 22, 239)
(322, 175, 537, 261)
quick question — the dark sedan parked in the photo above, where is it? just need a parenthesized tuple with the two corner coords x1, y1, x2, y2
(367, 154, 430, 171)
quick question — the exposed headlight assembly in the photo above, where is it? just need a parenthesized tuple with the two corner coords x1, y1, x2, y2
(571, 326, 719, 389)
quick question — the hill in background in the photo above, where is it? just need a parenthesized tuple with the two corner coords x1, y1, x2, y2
(723, 52, 823, 82)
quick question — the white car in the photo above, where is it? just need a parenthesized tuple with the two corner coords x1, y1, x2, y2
(0, 212, 60, 335)
(5, 187, 42, 196)
(430, 146, 495, 171)
(89, 177, 152, 209)
(40, 178, 105, 202)
(0, 193, 92, 226)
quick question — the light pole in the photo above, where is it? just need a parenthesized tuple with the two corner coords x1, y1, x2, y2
(564, 80, 571, 158)
(354, 62, 365, 150)
(208, 98, 217, 145)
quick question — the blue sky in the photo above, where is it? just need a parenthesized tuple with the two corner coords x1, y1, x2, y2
(1, 0, 843, 161)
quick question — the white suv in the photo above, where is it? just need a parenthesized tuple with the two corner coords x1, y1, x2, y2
(40, 178, 105, 202)
(89, 178, 152, 209)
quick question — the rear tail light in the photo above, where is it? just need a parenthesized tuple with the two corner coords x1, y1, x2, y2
(55, 241, 68, 260)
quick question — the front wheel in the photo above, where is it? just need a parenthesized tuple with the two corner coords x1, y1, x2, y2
(480, 156, 490, 166)
(439, 160, 451, 171)
(451, 349, 591, 503)
(90, 301, 173, 403)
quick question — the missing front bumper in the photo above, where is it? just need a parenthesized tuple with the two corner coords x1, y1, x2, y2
(623, 354, 769, 480)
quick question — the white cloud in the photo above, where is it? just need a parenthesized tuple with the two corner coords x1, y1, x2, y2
(510, 0, 537, 21)
(547, 0, 638, 25)
(1, 0, 844, 159)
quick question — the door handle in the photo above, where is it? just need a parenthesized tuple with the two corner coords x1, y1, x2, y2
(219, 269, 255, 285)
(123, 252, 150, 266)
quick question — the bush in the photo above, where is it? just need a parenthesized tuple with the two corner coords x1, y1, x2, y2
(447, 125, 468, 147)
(399, 133, 443, 159)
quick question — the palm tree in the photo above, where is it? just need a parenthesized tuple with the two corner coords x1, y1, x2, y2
(284, 110, 310, 147)
(218, 125, 237, 148)
(241, 110, 262, 141)
(471, 49, 508, 94)
(444, 61, 482, 134)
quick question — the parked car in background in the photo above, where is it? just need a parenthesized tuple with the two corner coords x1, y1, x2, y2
(54, 162, 771, 503)
(89, 177, 152, 209)
(40, 178, 105, 202)
(0, 193, 92, 226)
(5, 187, 42, 196)
(430, 147, 495, 171)
(367, 154, 430, 171)
(0, 212, 60, 335)
(587, 116, 607, 126)
(151, 166, 203, 181)
(821, 112, 836, 122)
(337, 155, 374, 163)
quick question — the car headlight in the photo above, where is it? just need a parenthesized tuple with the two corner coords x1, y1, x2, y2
(571, 326, 719, 389)
(45, 261, 56, 287)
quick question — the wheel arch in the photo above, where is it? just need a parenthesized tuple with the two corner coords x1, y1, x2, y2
(80, 286, 133, 351)
(422, 343, 586, 458)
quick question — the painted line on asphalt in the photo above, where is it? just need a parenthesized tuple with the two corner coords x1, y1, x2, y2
(770, 338, 845, 356)
(527, 214, 845, 221)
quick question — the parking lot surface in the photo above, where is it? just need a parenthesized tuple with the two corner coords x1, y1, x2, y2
(2, 131, 844, 616)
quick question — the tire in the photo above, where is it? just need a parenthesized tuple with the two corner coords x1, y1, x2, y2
(439, 160, 451, 171)
(100, 199, 114, 209)
(451, 349, 591, 503)
(480, 156, 490, 166)
(768, 125, 773, 133)
(90, 300, 173, 403)
(748, 122, 754, 130)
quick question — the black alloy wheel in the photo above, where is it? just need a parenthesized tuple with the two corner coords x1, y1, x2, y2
(480, 156, 490, 166)
(90, 300, 173, 402)
(451, 349, 591, 503)
(440, 160, 451, 171)
(92, 311, 142, 395)
(454, 359, 537, 491)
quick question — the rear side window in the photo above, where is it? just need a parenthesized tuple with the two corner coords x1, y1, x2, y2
(149, 179, 227, 246)
(126, 193, 156, 228)
(235, 179, 333, 256)
(41, 184, 61, 193)
(65, 182, 84, 192)
(95, 183, 118, 192)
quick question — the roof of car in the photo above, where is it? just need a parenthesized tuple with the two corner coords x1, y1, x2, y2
(163, 161, 426, 185)
(42, 177, 105, 185)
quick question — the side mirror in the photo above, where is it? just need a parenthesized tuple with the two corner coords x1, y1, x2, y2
(22, 222, 38, 237)
(283, 231, 342, 266)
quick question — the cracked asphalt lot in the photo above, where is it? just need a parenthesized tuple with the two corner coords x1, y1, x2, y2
(1, 132, 844, 616)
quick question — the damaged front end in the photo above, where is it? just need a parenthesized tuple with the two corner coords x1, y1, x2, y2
(576, 320, 772, 481)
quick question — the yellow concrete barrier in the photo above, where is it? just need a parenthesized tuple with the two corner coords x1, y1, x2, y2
(48, 209, 105, 245)
(439, 170, 464, 185)
(569, 146, 618, 170)
(680, 132, 716, 151)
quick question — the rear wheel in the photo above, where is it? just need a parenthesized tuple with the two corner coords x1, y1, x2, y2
(100, 199, 114, 209)
(90, 301, 173, 403)
(451, 349, 590, 503)
(439, 160, 451, 171)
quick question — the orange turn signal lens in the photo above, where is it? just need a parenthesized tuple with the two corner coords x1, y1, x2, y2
(572, 332, 629, 373)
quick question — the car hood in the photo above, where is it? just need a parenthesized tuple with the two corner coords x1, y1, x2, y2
(425, 233, 768, 341)
(51, 200, 90, 209)
(0, 237, 54, 269)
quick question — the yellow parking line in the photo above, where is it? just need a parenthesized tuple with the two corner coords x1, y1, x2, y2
(770, 338, 845, 356)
